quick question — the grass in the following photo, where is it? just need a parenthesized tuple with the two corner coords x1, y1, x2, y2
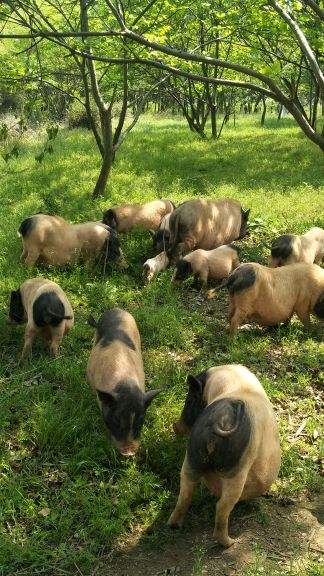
(0, 114, 323, 576)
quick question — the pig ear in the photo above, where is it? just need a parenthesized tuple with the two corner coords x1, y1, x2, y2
(187, 375, 203, 395)
(144, 389, 161, 407)
(88, 315, 98, 328)
(97, 389, 117, 405)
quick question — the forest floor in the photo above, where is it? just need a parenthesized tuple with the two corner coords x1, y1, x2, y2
(0, 114, 323, 576)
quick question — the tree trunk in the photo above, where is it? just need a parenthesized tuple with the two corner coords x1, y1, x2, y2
(92, 108, 114, 198)
(92, 150, 113, 198)
(277, 104, 283, 120)
(311, 83, 319, 129)
(261, 97, 267, 126)
(210, 104, 217, 139)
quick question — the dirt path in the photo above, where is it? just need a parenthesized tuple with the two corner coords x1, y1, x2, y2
(95, 496, 323, 576)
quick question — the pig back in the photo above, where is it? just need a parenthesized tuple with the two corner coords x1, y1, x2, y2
(87, 308, 145, 392)
(169, 199, 242, 250)
(200, 365, 280, 495)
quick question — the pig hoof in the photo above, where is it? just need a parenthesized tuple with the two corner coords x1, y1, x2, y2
(213, 532, 236, 548)
(167, 516, 183, 529)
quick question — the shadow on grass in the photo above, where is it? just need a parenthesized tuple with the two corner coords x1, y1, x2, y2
(92, 481, 323, 576)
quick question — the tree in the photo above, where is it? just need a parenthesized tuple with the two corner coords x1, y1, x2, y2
(1, 0, 167, 197)
(0, 0, 323, 163)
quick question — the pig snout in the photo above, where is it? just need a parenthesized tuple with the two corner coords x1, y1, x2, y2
(118, 441, 140, 457)
(142, 264, 153, 282)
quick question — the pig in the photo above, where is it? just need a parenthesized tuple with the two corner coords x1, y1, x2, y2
(102, 199, 175, 233)
(18, 213, 124, 268)
(151, 213, 172, 253)
(7, 277, 74, 361)
(270, 227, 324, 267)
(168, 365, 281, 547)
(86, 308, 161, 456)
(143, 251, 169, 282)
(167, 199, 250, 263)
(172, 245, 240, 286)
(220, 262, 324, 332)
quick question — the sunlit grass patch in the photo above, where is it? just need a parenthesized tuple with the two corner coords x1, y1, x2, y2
(0, 114, 323, 574)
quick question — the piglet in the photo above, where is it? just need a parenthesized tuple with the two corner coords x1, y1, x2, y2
(143, 251, 169, 282)
(168, 365, 281, 547)
(172, 245, 239, 286)
(86, 308, 160, 456)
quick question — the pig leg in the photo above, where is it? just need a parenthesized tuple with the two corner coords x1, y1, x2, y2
(49, 336, 63, 357)
(24, 247, 41, 267)
(167, 457, 198, 528)
(282, 314, 293, 327)
(213, 470, 247, 547)
(20, 326, 37, 362)
(20, 242, 28, 263)
(229, 307, 247, 333)
(296, 308, 311, 328)
(170, 235, 196, 264)
(198, 270, 208, 287)
(48, 326, 65, 357)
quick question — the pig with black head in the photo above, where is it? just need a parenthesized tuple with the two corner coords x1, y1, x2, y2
(151, 213, 172, 254)
(220, 262, 324, 332)
(172, 245, 240, 286)
(168, 365, 281, 547)
(102, 200, 175, 234)
(86, 308, 160, 456)
(270, 227, 324, 267)
(7, 277, 74, 361)
(18, 213, 125, 269)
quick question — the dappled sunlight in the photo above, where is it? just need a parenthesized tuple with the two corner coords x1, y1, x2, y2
(0, 116, 322, 574)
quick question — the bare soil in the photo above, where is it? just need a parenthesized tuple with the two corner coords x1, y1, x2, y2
(95, 495, 323, 576)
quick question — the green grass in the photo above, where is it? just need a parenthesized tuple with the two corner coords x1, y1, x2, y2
(0, 114, 323, 575)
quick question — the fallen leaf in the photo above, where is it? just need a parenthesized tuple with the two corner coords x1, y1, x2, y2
(38, 507, 50, 517)
(294, 419, 307, 437)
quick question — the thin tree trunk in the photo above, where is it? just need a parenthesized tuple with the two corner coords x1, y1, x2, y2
(210, 105, 217, 139)
(311, 83, 319, 129)
(92, 108, 113, 198)
(93, 151, 113, 198)
(261, 97, 267, 125)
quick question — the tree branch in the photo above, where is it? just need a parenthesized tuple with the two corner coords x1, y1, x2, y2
(304, 0, 324, 21)
(268, 0, 324, 93)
